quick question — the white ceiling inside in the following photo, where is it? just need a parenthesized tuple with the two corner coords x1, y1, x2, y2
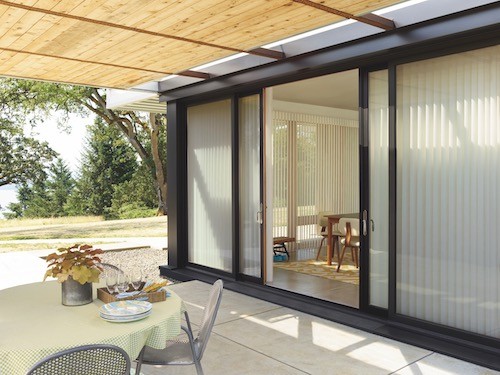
(272, 69, 359, 110)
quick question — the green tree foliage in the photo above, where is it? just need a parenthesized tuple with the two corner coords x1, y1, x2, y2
(46, 159, 74, 216)
(5, 159, 74, 218)
(109, 165, 157, 219)
(4, 183, 33, 219)
(0, 119, 56, 187)
(66, 118, 138, 216)
(0, 78, 168, 214)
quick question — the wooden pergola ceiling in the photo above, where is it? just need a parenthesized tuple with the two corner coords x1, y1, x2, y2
(0, 0, 401, 89)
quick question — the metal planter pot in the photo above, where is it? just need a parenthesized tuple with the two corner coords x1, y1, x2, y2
(62, 277, 93, 306)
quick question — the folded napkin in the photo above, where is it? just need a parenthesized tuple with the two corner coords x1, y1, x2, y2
(116, 290, 141, 299)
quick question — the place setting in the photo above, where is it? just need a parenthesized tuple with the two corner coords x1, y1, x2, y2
(98, 268, 171, 322)
(99, 300, 153, 323)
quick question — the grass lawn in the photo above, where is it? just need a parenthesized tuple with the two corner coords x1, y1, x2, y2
(0, 216, 168, 252)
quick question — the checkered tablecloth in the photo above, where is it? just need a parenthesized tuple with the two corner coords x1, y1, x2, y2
(0, 281, 185, 375)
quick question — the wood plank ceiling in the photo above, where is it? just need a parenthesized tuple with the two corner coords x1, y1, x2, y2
(0, 0, 402, 89)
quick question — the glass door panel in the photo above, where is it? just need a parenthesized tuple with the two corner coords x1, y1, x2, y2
(239, 95, 262, 278)
(187, 99, 232, 272)
(368, 70, 389, 308)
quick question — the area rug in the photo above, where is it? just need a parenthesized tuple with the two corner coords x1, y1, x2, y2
(273, 258, 359, 286)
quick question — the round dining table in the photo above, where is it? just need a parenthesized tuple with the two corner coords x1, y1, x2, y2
(0, 281, 184, 375)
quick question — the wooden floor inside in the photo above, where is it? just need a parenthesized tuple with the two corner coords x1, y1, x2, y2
(267, 248, 359, 309)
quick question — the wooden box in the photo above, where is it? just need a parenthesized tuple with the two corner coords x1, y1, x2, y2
(97, 284, 167, 304)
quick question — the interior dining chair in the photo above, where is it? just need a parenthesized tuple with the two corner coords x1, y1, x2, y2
(337, 218, 360, 272)
(26, 344, 131, 375)
(135, 279, 224, 375)
(315, 211, 342, 261)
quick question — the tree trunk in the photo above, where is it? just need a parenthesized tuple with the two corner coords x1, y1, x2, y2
(150, 113, 167, 215)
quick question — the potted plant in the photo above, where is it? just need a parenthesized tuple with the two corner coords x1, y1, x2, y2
(44, 244, 104, 306)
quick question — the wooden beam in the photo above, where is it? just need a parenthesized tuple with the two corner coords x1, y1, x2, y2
(177, 70, 212, 80)
(0, 0, 246, 53)
(292, 0, 396, 31)
(248, 47, 285, 60)
(0, 46, 172, 75)
(0, 0, 292, 61)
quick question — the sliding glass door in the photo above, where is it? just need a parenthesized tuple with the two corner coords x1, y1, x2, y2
(186, 95, 264, 279)
(187, 99, 233, 272)
(367, 69, 389, 309)
(396, 44, 500, 338)
(239, 94, 263, 278)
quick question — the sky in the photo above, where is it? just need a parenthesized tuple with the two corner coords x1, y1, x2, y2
(0, 114, 90, 215)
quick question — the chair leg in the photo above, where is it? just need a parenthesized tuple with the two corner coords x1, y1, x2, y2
(194, 358, 204, 375)
(135, 347, 145, 374)
(315, 237, 326, 260)
(337, 245, 347, 272)
(350, 247, 359, 268)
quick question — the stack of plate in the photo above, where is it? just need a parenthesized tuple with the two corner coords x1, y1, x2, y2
(99, 300, 152, 322)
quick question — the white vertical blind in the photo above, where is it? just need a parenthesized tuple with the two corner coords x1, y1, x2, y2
(369, 70, 389, 308)
(239, 95, 261, 277)
(273, 110, 359, 253)
(272, 119, 289, 239)
(187, 99, 232, 272)
(396, 45, 500, 338)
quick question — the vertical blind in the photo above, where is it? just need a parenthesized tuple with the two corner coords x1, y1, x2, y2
(239, 95, 261, 277)
(369, 70, 389, 308)
(273, 110, 359, 253)
(187, 100, 233, 272)
(396, 44, 500, 338)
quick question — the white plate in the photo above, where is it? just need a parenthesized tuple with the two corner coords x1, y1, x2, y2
(100, 309, 152, 321)
(100, 310, 151, 323)
(99, 300, 152, 317)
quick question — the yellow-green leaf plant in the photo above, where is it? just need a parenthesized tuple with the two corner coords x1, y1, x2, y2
(44, 244, 104, 284)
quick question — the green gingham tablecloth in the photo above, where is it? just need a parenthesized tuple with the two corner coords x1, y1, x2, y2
(0, 281, 185, 375)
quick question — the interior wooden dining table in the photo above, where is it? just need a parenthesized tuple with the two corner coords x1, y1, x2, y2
(324, 213, 358, 266)
(0, 280, 184, 375)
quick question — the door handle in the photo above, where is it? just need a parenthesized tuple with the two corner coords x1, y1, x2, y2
(256, 203, 263, 224)
(362, 210, 368, 236)
(370, 219, 375, 231)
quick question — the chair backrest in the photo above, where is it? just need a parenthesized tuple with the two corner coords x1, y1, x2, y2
(317, 211, 335, 235)
(26, 344, 131, 375)
(338, 218, 360, 237)
(195, 279, 224, 360)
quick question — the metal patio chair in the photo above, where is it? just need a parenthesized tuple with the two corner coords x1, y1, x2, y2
(26, 344, 131, 375)
(135, 279, 224, 375)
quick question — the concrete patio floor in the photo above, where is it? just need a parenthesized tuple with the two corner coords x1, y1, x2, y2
(140, 280, 499, 375)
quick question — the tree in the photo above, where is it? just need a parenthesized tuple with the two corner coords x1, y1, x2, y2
(46, 158, 74, 216)
(109, 164, 157, 219)
(0, 119, 56, 187)
(0, 78, 168, 214)
(67, 118, 138, 216)
(4, 183, 33, 219)
(5, 159, 74, 219)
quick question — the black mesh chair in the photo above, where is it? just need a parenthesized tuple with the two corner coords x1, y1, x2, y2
(26, 344, 131, 375)
(135, 279, 224, 375)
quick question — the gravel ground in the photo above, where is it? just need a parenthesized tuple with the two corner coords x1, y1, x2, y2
(100, 247, 171, 283)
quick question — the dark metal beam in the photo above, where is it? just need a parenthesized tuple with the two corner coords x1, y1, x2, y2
(160, 4, 500, 100)
(292, 0, 395, 30)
